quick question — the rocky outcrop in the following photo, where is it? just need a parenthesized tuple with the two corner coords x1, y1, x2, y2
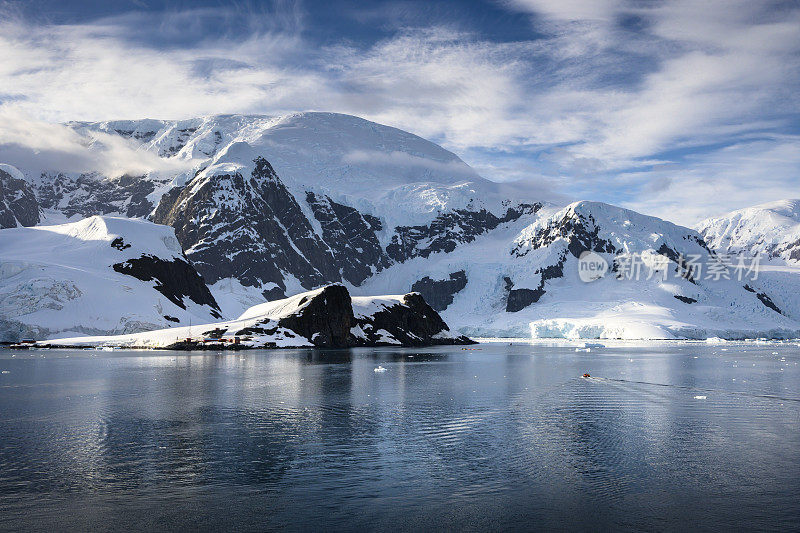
(388, 203, 542, 262)
(755, 292, 782, 315)
(354, 292, 473, 346)
(305, 191, 391, 284)
(742, 284, 783, 315)
(506, 288, 542, 313)
(37, 284, 474, 349)
(275, 285, 473, 348)
(153, 157, 340, 298)
(276, 284, 355, 348)
(504, 250, 568, 312)
(411, 271, 468, 311)
(36, 172, 159, 218)
(112, 255, 222, 318)
(0, 168, 40, 228)
(513, 207, 616, 260)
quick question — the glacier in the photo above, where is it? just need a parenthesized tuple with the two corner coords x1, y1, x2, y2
(0, 216, 222, 341)
(2, 112, 800, 341)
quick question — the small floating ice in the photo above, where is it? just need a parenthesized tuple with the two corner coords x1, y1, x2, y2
(705, 337, 726, 344)
(694, 395, 707, 400)
(373, 366, 387, 373)
(584, 343, 605, 349)
(575, 347, 591, 352)
(101, 346, 114, 352)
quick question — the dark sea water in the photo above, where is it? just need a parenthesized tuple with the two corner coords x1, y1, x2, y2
(0, 342, 798, 532)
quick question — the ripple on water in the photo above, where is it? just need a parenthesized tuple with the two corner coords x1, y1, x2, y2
(0, 345, 798, 531)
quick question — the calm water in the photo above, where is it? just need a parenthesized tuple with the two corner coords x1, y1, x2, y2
(0, 342, 798, 532)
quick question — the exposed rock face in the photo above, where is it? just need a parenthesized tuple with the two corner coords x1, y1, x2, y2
(306, 191, 390, 284)
(755, 292, 782, 315)
(655, 243, 698, 283)
(112, 255, 222, 318)
(153, 157, 340, 297)
(388, 204, 542, 262)
(150, 155, 539, 302)
(411, 271, 467, 311)
(742, 284, 783, 315)
(513, 207, 616, 260)
(506, 288, 541, 313)
(354, 292, 472, 346)
(276, 284, 355, 348)
(274, 285, 473, 348)
(0, 168, 40, 228)
(504, 249, 568, 312)
(36, 172, 159, 218)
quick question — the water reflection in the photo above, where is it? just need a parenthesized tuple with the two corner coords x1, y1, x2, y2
(0, 343, 798, 530)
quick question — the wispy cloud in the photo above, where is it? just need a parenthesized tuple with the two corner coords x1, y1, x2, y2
(0, 109, 195, 177)
(0, 0, 798, 221)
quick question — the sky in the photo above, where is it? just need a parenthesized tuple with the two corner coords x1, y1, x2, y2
(1, 0, 799, 224)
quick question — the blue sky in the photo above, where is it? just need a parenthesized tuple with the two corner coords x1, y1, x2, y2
(1, 0, 799, 222)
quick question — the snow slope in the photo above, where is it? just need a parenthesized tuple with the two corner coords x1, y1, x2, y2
(17, 113, 540, 305)
(696, 200, 800, 264)
(67, 112, 513, 230)
(0, 216, 221, 341)
(357, 201, 800, 339)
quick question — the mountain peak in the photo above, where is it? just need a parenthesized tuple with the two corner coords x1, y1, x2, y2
(696, 199, 800, 262)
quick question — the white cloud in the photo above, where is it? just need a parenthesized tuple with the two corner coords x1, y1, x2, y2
(506, 0, 622, 22)
(0, 1, 798, 218)
(0, 109, 194, 177)
(622, 136, 800, 224)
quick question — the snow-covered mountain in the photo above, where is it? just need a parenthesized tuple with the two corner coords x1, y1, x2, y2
(697, 200, 800, 264)
(37, 284, 471, 349)
(61, 112, 511, 227)
(358, 201, 800, 339)
(0, 216, 222, 341)
(22, 112, 539, 313)
(4, 112, 800, 340)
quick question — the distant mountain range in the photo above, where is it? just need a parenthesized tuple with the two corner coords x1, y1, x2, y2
(2, 112, 799, 340)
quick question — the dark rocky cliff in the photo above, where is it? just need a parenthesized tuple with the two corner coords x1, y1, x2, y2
(112, 255, 222, 318)
(0, 169, 40, 228)
(353, 292, 473, 347)
(153, 157, 340, 299)
(234, 284, 473, 349)
(276, 285, 355, 348)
